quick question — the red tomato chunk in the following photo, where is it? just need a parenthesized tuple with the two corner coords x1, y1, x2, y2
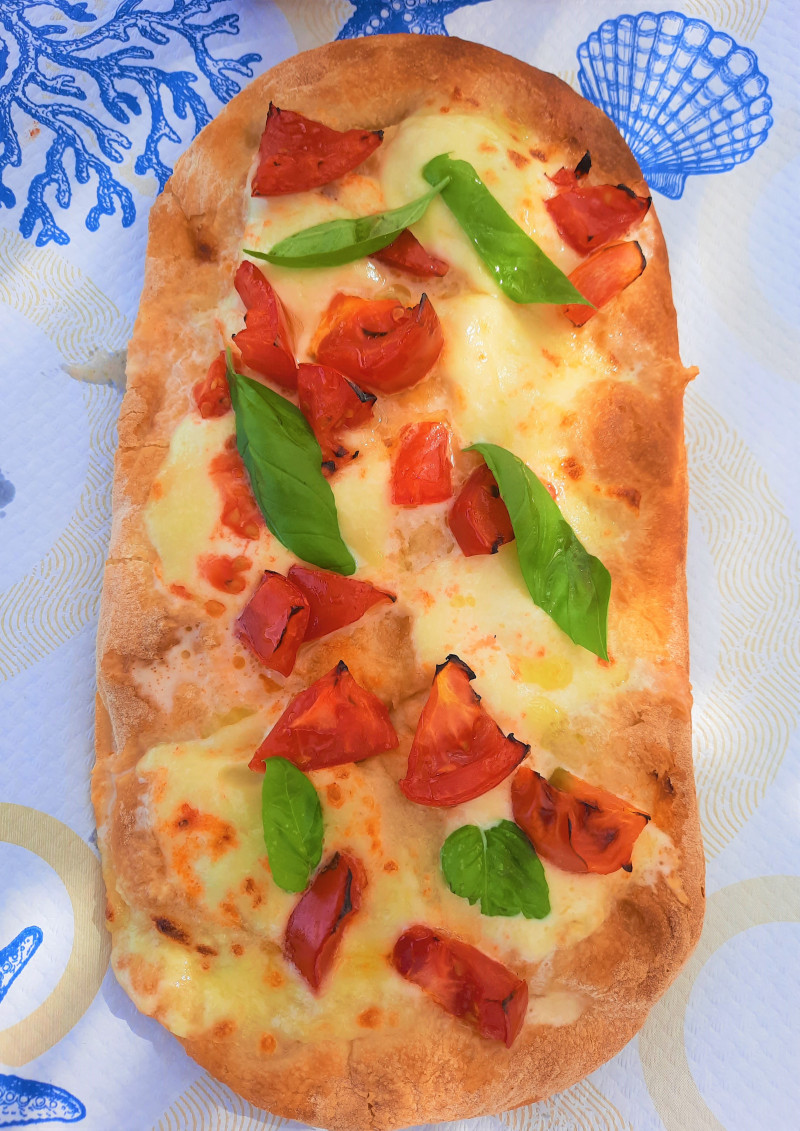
(287, 565, 394, 641)
(545, 176, 650, 255)
(250, 661, 399, 772)
(400, 655, 528, 807)
(233, 262, 297, 390)
(448, 464, 514, 556)
(373, 229, 449, 277)
(285, 853, 365, 991)
(296, 363, 375, 470)
(391, 422, 453, 506)
(563, 241, 646, 327)
(252, 104, 383, 197)
(193, 352, 230, 419)
(315, 293, 443, 395)
(511, 765, 650, 874)
(392, 925, 528, 1047)
(235, 570, 310, 677)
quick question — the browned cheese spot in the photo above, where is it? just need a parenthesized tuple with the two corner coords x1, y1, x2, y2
(243, 876, 263, 907)
(326, 783, 344, 808)
(541, 348, 562, 368)
(605, 485, 642, 512)
(562, 456, 584, 481)
(152, 916, 191, 946)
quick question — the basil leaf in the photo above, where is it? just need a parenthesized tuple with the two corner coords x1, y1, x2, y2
(261, 757, 323, 893)
(244, 179, 449, 269)
(469, 441, 611, 659)
(441, 820, 550, 919)
(422, 154, 588, 306)
(227, 353, 355, 575)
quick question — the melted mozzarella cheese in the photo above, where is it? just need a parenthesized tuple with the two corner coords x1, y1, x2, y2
(119, 714, 670, 1043)
(379, 111, 567, 289)
(144, 413, 295, 604)
(144, 414, 235, 592)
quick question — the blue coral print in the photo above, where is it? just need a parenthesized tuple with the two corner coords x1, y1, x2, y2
(0, 929, 85, 1125)
(577, 10, 773, 199)
(337, 0, 489, 39)
(0, 926, 42, 1003)
(0, 0, 261, 246)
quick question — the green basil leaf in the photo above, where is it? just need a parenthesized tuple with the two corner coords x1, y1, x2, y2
(441, 820, 550, 919)
(227, 352, 355, 575)
(261, 757, 323, 893)
(244, 179, 449, 269)
(422, 154, 589, 306)
(468, 441, 611, 659)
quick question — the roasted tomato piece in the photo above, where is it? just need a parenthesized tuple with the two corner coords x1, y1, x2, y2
(548, 150, 592, 189)
(391, 422, 453, 506)
(315, 293, 443, 395)
(209, 447, 262, 540)
(287, 565, 395, 641)
(193, 352, 230, 419)
(372, 229, 449, 277)
(285, 853, 365, 991)
(511, 765, 650, 874)
(234, 260, 280, 312)
(296, 363, 376, 470)
(234, 570, 310, 677)
(250, 660, 399, 772)
(546, 166, 650, 255)
(252, 104, 383, 196)
(449, 464, 514, 556)
(232, 266, 296, 390)
(400, 655, 528, 807)
(199, 554, 251, 595)
(563, 241, 646, 327)
(392, 925, 528, 1047)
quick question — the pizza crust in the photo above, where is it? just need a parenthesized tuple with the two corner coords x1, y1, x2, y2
(94, 35, 704, 1130)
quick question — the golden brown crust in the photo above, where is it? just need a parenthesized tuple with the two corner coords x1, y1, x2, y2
(94, 35, 704, 1130)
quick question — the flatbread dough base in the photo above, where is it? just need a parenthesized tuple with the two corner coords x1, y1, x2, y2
(94, 35, 704, 1130)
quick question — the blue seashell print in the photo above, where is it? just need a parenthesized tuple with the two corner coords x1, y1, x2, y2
(0, 1, 261, 247)
(0, 1074, 84, 1126)
(0, 927, 42, 1003)
(577, 10, 773, 199)
(337, 0, 490, 39)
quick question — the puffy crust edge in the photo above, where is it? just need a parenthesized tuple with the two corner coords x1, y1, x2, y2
(94, 34, 704, 1130)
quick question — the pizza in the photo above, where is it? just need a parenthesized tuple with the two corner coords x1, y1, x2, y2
(93, 35, 704, 1130)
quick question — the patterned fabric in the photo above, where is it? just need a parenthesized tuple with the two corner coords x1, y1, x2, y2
(337, 0, 488, 37)
(0, 3, 797, 1130)
(577, 10, 773, 198)
(0, 0, 261, 246)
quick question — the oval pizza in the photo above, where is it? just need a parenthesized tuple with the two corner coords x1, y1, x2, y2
(93, 35, 704, 1130)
